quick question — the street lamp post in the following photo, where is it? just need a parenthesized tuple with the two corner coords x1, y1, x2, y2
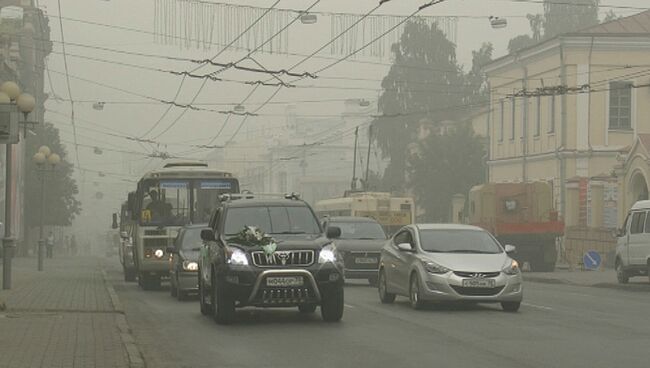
(1, 81, 36, 290)
(33, 146, 59, 271)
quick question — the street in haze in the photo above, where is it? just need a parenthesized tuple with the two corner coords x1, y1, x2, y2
(103, 260, 650, 368)
(3, 1, 650, 367)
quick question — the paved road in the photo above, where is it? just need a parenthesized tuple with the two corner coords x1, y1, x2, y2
(105, 263, 650, 368)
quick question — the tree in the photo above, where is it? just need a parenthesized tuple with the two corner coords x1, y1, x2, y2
(507, 1, 600, 54)
(371, 19, 464, 190)
(24, 123, 81, 230)
(464, 42, 494, 105)
(508, 34, 536, 54)
(543, 0, 599, 38)
(602, 10, 619, 23)
(408, 123, 486, 222)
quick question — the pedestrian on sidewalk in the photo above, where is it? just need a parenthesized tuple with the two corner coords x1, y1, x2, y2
(46, 231, 55, 258)
(70, 234, 77, 256)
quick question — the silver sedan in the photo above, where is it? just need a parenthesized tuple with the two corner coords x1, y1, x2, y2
(378, 224, 523, 312)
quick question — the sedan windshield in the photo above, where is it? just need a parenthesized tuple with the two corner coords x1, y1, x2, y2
(418, 229, 503, 254)
(224, 206, 321, 235)
(181, 228, 205, 250)
(330, 221, 386, 240)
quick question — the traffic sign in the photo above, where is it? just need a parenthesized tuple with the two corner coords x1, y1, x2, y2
(583, 250, 601, 270)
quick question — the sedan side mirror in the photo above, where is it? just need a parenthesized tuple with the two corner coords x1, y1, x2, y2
(504, 244, 516, 254)
(201, 229, 216, 242)
(326, 226, 341, 239)
(397, 243, 414, 252)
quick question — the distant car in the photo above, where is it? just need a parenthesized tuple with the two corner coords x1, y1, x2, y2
(378, 224, 523, 312)
(167, 225, 206, 301)
(615, 200, 650, 284)
(322, 216, 387, 285)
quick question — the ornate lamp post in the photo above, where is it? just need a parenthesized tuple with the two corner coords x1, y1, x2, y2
(1, 81, 36, 289)
(33, 146, 60, 271)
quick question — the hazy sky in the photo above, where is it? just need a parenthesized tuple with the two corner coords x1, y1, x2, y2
(32, 0, 649, 238)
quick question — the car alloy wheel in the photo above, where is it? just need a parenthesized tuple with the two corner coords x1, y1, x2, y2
(616, 261, 629, 284)
(199, 273, 213, 316)
(501, 301, 521, 312)
(378, 270, 395, 304)
(409, 274, 425, 310)
(212, 275, 236, 325)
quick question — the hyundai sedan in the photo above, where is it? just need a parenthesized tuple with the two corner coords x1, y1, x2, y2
(378, 224, 523, 312)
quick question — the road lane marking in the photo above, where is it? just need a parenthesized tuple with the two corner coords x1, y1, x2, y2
(345, 304, 355, 308)
(522, 302, 554, 311)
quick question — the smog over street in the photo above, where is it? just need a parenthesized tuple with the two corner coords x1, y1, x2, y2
(2, 1, 650, 367)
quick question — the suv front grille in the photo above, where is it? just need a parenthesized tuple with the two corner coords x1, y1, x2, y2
(450, 285, 505, 296)
(251, 250, 315, 267)
(454, 271, 501, 278)
(144, 238, 168, 248)
(258, 288, 316, 304)
(144, 229, 166, 236)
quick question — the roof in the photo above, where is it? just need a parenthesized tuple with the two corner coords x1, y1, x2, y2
(484, 10, 650, 73)
(225, 198, 308, 208)
(577, 10, 650, 34)
(631, 200, 650, 210)
(326, 216, 380, 223)
(415, 224, 485, 231)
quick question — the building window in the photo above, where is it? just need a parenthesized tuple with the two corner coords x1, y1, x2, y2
(499, 100, 504, 142)
(548, 95, 555, 133)
(535, 96, 541, 137)
(609, 81, 632, 130)
(510, 99, 516, 141)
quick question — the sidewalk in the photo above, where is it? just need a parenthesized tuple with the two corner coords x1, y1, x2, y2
(0, 256, 143, 368)
(524, 268, 650, 291)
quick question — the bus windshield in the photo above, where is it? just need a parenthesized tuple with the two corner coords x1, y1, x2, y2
(140, 178, 238, 226)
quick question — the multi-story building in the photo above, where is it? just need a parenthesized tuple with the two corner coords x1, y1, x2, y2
(0, 0, 51, 253)
(484, 10, 650, 228)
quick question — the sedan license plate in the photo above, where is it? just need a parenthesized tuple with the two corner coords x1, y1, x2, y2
(266, 276, 304, 287)
(462, 279, 496, 288)
(355, 257, 377, 264)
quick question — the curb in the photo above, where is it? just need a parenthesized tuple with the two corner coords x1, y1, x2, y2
(101, 268, 146, 368)
(523, 276, 570, 285)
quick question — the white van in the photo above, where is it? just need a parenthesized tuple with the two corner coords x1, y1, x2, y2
(615, 200, 650, 283)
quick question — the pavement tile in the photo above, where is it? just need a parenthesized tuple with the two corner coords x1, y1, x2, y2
(0, 256, 131, 368)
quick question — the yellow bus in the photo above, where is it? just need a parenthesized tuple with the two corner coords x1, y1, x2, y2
(314, 192, 415, 235)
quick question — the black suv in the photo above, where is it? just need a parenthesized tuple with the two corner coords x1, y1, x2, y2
(198, 195, 345, 324)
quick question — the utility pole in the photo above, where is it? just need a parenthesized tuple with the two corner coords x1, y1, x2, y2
(351, 127, 359, 190)
(364, 125, 372, 190)
(3, 144, 15, 289)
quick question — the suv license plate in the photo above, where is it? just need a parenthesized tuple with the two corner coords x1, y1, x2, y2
(266, 276, 304, 287)
(355, 257, 377, 264)
(462, 279, 495, 288)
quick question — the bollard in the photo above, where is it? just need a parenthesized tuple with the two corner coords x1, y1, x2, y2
(2, 238, 15, 289)
(38, 239, 45, 272)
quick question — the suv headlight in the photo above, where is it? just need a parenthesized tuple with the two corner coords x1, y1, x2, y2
(182, 260, 199, 271)
(227, 248, 249, 266)
(318, 245, 337, 264)
(502, 259, 520, 275)
(422, 260, 450, 274)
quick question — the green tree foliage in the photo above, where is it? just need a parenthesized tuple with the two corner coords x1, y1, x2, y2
(24, 123, 81, 228)
(371, 19, 464, 190)
(508, 34, 536, 54)
(408, 123, 486, 222)
(464, 42, 494, 105)
(507, 0, 600, 53)
(543, 0, 599, 38)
